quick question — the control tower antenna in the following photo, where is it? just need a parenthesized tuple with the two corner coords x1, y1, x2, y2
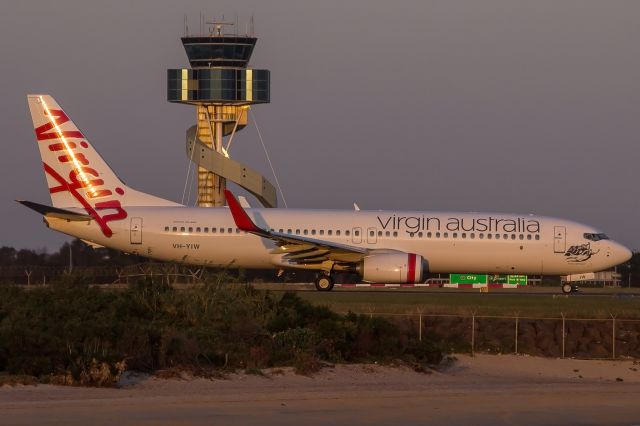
(168, 16, 276, 208)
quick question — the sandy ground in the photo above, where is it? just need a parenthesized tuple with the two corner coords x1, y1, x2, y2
(2, 355, 640, 426)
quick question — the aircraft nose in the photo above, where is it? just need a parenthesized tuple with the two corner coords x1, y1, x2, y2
(611, 242, 632, 265)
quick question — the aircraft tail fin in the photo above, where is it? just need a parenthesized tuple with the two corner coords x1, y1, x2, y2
(27, 94, 180, 209)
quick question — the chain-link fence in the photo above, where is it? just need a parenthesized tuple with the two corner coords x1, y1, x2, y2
(0, 263, 224, 286)
(339, 311, 640, 360)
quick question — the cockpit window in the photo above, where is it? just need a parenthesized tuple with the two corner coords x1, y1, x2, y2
(584, 233, 609, 241)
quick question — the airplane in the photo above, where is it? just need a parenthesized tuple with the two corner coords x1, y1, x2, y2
(19, 95, 632, 294)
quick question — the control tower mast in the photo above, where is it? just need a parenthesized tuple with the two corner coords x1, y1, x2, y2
(168, 17, 274, 207)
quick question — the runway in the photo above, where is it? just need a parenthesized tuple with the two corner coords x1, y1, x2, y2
(254, 283, 638, 297)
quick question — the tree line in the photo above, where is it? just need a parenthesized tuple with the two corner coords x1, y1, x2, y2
(0, 239, 637, 286)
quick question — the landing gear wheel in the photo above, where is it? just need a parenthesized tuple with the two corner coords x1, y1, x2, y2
(562, 283, 573, 294)
(315, 274, 334, 291)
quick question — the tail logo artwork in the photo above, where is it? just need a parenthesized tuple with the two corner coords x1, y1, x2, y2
(35, 104, 127, 237)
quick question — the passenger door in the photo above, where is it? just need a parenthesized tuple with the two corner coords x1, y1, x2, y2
(130, 217, 143, 245)
(553, 226, 566, 253)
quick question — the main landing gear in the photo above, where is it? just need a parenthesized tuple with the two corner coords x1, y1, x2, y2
(562, 283, 578, 294)
(315, 274, 335, 291)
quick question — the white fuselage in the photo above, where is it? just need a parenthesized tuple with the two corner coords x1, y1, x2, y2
(45, 206, 630, 276)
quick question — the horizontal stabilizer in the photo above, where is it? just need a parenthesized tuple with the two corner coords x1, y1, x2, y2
(16, 200, 92, 221)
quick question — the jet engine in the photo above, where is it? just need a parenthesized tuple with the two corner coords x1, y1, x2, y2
(358, 252, 425, 283)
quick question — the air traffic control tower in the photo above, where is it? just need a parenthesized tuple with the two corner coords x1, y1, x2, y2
(167, 19, 276, 207)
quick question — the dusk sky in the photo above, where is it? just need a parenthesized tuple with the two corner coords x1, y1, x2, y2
(1, 0, 639, 251)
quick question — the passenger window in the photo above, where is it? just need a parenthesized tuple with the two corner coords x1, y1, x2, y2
(303, 229, 308, 235)
(188, 227, 192, 233)
(354, 230, 360, 237)
(336, 230, 341, 236)
(370, 230, 375, 237)
(312, 230, 316, 235)
(427, 232, 432, 238)
(196, 227, 201, 233)
(436, 232, 441, 238)
(393, 231, 398, 237)
(478, 234, 483, 239)
(535, 235, 540, 240)
(444, 232, 448, 238)
(504, 234, 508, 240)
(180, 227, 185, 232)
(172, 227, 177, 232)
(296, 229, 300, 235)
(453, 233, 458, 239)
(462, 233, 466, 239)
(204, 227, 209, 233)
(487, 234, 492, 239)
(511, 234, 516, 240)
(378, 231, 382, 237)
(418, 232, 423, 238)
(287, 229, 292, 234)
(346, 230, 351, 236)
(495, 234, 500, 239)
(320, 230, 324, 235)
(236, 228, 241, 234)
(164, 226, 169, 232)
(220, 228, 224, 234)
(328, 230, 333, 236)
(519, 234, 524, 240)
(385, 231, 390, 237)
(527, 234, 532, 240)
(228, 228, 233, 234)
(470, 233, 475, 239)
(279, 229, 284, 233)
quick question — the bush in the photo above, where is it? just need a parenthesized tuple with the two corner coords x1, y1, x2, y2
(0, 284, 442, 385)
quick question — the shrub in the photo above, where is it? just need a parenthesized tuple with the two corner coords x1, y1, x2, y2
(0, 285, 443, 385)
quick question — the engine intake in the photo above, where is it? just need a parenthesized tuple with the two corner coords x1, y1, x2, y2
(358, 252, 424, 283)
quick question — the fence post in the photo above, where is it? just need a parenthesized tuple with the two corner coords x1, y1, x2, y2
(471, 312, 476, 357)
(611, 313, 616, 359)
(561, 312, 566, 359)
(515, 313, 519, 355)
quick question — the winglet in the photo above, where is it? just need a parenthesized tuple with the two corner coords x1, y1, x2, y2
(224, 190, 264, 233)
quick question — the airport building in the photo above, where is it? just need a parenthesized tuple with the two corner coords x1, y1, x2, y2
(168, 18, 276, 208)
(562, 271, 622, 287)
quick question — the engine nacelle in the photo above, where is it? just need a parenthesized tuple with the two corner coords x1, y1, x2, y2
(358, 252, 424, 283)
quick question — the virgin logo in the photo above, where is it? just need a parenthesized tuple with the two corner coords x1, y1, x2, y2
(35, 109, 127, 238)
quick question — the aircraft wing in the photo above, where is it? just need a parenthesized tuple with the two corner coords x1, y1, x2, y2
(224, 190, 368, 265)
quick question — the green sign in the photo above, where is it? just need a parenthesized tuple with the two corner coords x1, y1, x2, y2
(449, 274, 488, 285)
(489, 274, 508, 284)
(488, 274, 528, 285)
(508, 275, 527, 285)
